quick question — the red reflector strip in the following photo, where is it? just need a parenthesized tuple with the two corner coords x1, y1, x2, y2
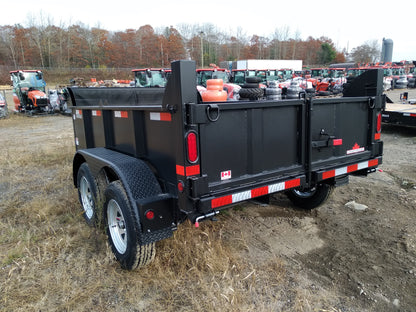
(176, 165, 185, 176)
(212, 195, 232, 209)
(92, 110, 101, 117)
(114, 111, 128, 118)
(368, 159, 379, 167)
(251, 186, 268, 198)
(210, 177, 302, 209)
(150, 112, 172, 121)
(333, 139, 343, 146)
(403, 113, 416, 117)
(323, 170, 335, 179)
(176, 164, 200, 176)
(347, 164, 358, 172)
(374, 133, 381, 140)
(285, 178, 301, 189)
(321, 159, 379, 180)
(186, 165, 200, 176)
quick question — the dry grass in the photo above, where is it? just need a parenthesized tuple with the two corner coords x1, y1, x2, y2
(0, 114, 330, 312)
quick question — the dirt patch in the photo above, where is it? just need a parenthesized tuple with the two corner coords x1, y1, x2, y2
(1, 89, 416, 311)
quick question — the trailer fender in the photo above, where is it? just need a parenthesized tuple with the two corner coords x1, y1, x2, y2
(73, 148, 175, 244)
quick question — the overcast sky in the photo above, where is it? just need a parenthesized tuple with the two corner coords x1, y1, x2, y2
(2, 0, 415, 62)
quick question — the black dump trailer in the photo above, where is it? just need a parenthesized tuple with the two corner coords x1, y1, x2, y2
(69, 60, 385, 270)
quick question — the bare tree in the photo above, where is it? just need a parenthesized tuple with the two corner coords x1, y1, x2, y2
(0, 26, 18, 67)
(350, 40, 381, 64)
(291, 29, 301, 60)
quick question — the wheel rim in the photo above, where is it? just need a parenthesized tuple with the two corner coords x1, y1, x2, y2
(80, 176, 94, 219)
(107, 199, 127, 254)
(293, 187, 317, 198)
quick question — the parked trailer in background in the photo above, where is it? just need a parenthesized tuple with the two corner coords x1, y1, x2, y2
(382, 97, 416, 127)
(69, 60, 384, 270)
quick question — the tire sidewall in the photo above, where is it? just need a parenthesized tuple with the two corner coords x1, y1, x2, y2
(77, 163, 98, 225)
(104, 181, 140, 270)
(242, 82, 260, 89)
(285, 184, 332, 210)
(246, 76, 261, 83)
(239, 87, 264, 100)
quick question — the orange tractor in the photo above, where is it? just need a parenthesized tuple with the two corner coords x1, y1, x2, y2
(10, 70, 50, 114)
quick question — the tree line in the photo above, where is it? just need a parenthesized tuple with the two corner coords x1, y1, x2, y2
(0, 22, 353, 70)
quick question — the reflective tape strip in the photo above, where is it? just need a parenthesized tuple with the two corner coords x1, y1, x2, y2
(92, 110, 101, 117)
(186, 165, 200, 176)
(347, 164, 358, 172)
(323, 170, 335, 179)
(74, 109, 82, 119)
(335, 167, 348, 176)
(176, 165, 185, 176)
(232, 190, 251, 203)
(176, 164, 200, 177)
(321, 159, 379, 180)
(114, 111, 128, 118)
(210, 178, 301, 209)
(150, 112, 172, 121)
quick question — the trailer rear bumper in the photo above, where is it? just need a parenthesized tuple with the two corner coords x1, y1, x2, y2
(314, 157, 382, 182)
(192, 156, 382, 219)
(196, 175, 306, 214)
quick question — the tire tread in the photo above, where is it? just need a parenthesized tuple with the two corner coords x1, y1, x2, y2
(105, 181, 156, 270)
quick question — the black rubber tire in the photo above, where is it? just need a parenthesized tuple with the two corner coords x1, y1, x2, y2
(77, 163, 98, 226)
(242, 82, 260, 89)
(239, 87, 264, 100)
(317, 91, 331, 96)
(245, 76, 261, 83)
(285, 184, 333, 210)
(105, 181, 155, 270)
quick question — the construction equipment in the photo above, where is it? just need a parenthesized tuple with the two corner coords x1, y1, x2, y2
(10, 70, 50, 114)
(131, 68, 170, 87)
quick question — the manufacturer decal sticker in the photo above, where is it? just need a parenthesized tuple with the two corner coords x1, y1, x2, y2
(347, 143, 365, 155)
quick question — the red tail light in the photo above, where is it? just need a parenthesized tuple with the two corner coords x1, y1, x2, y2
(376, 113, 382, 133)
(145, 210, 155, 220)
(186, 132, 198, 163)
(177, 181, 184, 192)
